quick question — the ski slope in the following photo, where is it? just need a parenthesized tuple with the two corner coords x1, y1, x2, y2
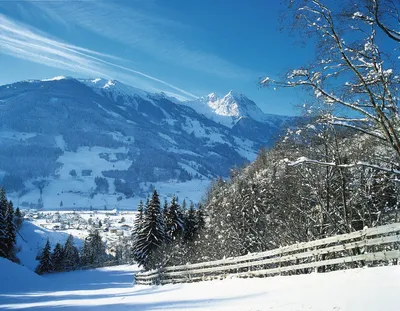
(0, 258, 399, 311)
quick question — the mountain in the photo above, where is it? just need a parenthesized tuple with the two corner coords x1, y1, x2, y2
(0, 77, 296, 210)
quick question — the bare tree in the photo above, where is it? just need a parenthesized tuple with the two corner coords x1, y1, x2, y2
(262, 0, 400, 172)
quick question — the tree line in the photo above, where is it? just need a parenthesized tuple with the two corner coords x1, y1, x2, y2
(35, 230, 110, 275)
(0, 187, 22, 262)
(130, 190, 205, 270)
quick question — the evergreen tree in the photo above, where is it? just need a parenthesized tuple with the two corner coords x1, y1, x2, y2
(0, 187, 7, 217)
(131, 200, 145, 263)
(81, 230, 106, 267)
(51, 242, 64, 272)
(184, 202, 197, 242)
(80, 239, 92, 266)
(5, 201, 16, 259)
(196, 203, 206, 231)
(135, 189, 165, 270)
(181, 199, 187, 214)
(115, 245, 124, 264)
(164, 196, 184, 241)
(0, 210, 7, 258)
(14, 207, 23, 229)
(63, 235, 79, 271)
(90, 230, 106, 265)
(35, 239, 52, 275)
(0, 189, 17, 259)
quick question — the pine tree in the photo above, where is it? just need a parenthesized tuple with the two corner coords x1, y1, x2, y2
(35, 239, 52, 275)
(181, 199, 187, 214)
(80, 239, 92, 266)
(131, 200, 145, 263)
(0, 210, 7, 258)
(5, 201, 16, 259)
(0, 189, 17, 259)
(63, 235, 79, 271)
(135, 189, 165, 270)
(51, 242, 64, 272)
(184, 201, 198, 242)
(90, 230, 106, 265)
(164, 196, 184, 241)
(196, 203, 206, 230)
(14, 207, 23, 229)
(81, 230, 106, 267)
(115, 245, 124, 264)
(0, 187, 7, 217)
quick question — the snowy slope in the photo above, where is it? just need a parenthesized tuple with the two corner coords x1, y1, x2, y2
(0, 262, 399, 310)
(16, 221, 83, 271)
(0, 258, 47, 293)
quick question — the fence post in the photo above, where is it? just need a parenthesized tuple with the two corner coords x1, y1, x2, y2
(314, 246, 318, 273)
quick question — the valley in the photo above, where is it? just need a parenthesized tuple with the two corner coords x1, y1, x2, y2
(0, 77, 294, 211)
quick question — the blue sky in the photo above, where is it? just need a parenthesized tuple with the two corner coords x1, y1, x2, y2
(0, 0, 313, 115)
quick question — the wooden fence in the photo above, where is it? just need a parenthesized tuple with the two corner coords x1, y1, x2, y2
(134, 223, 400, 285)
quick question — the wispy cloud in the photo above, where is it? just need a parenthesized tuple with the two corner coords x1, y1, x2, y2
(25, 0, 257, 80)
(0, 14, 199, 99)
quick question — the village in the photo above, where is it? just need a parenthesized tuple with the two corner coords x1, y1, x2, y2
(21, 208, 138, 257)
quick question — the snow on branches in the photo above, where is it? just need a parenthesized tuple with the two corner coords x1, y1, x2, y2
(261, 0, 400, 169)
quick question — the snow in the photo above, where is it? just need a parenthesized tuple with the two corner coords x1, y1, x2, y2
(80, 78, 149, 99)
(41, 76, 67, 82)
(184, 91, 289, 128)
(158, 132, 177, 145)
(0, 131, 37, 141)
(16, 221, 83, 271)
(233, 136, 258, 161)
(54, 135, 66, 150)
(260, 76, 270, 84)
(0, 260, 399, 310)
(14, 146, 134, 210)
(182, 117, 228, 145)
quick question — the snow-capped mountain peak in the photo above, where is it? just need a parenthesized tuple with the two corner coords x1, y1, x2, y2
(79, 78, 149, 99)
(185, 90, 273, 128)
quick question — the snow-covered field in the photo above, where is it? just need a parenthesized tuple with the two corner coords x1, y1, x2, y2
(0, 258, 399, 311)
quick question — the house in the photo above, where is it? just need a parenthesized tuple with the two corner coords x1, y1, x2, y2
(109, 227, 118, 234)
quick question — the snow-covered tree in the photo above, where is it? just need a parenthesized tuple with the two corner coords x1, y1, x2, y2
(164, 196, 184, 241)
(5, 201, 16, 259)
(0, 209, 7, 258)
(0, 189, 17, 260)
(184, 202, 198, 242)
(51, 242, 64, 272)
(262, 0, 400, 173)
(35, 239, 52, 275)
(134, 189, 165, 270)
(80, 230, 106, 267)
(63, 235, 80, 271)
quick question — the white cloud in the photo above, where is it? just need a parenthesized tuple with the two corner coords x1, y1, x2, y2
(0, 14, 198, 99)
(25, 0, 257, 80)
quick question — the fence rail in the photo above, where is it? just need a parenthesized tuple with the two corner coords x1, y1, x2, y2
(135, 223, 400, 285)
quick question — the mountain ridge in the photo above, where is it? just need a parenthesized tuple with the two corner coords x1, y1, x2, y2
(0, 77, 296, 210)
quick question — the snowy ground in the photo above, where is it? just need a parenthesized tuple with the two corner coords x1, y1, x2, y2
(1, 258, 399, 311)
(17, 221, 84, 271)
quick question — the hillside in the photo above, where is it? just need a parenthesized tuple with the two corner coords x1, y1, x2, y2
(0, 259, 398, 310)
(16, 220, 84, 271)
(0, 77, 295, 210)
